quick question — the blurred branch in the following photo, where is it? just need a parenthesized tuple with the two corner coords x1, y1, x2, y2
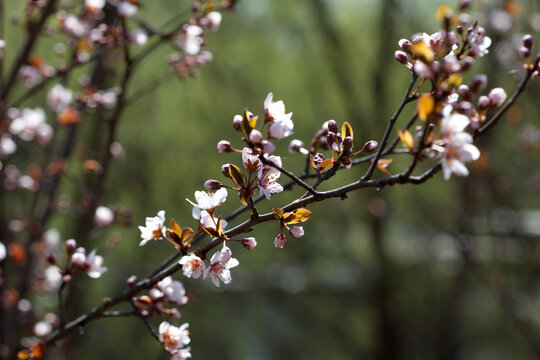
(0, 0, 58, 107)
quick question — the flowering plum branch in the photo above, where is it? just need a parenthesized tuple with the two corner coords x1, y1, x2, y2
(1, 0, 539, 359)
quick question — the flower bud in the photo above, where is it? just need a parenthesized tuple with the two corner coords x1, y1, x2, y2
(457, 84, 471, 99)
(65, 239, 77, 254)
(458, 0, 472, 10)
(488, 87, 507, 107)
(71, 248, 86, 266)
(62, 274, 72, 283)
(127, 275, 138, 287)
(460, 56, 474, 71)
(274, 233, 287, 248)
(221, 164, 231, 178)
(394, 50, 409, 64)
(477, 95, 490, 111)
(149, 288, 163, 301)
(519, 46, 531, 58)
(241, 237, 257, 250)
(45, 252, 56, 265)
(261, 140, 275, 154)
(249, 129, 263, 145)
(95, 206, 114, 227)
(204, 179, 223, 190)
(522, 34, 533, 49)
(342, 136, 353, 151)
(325, 119, 338, 133)
(335, 133, 343, 145)
(326, 131, 336, 147)
(233, 114, 242, 131)
(398, 38, 412, 53)
(289, 226, 304, 238)
(470, 74, 487, 92)
(217, 140, 233, 153)
(288, 139, 304, 153)
(362, 140, 378, 153)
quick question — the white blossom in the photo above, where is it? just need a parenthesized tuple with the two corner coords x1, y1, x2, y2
(85, 0, 106, 11)
(47, 84, 73, 112)
(0, 134, 17, 157)
(159, 322, 190, 353)
(95, 206, 114, 227)
(179, 254, 205, 279)
(85, 249, 107, 278)
(9, 108, 48, 142)
(264, 93, 294, 139)
(138, 210, 166, 246)
(117, 1, 137, 17)
(258, 155, 283, 199)
(179, 25, 203, 55)
(157, 276, 188, 305)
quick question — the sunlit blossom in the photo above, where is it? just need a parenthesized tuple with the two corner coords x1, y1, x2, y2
(159, 321, 190, 353)
(179, 254, 205, 279)
(258, 155, 283, 199)
(138, 210, 167, 246)
(264, 93, 294, 139)
(204, 243, 239, 287)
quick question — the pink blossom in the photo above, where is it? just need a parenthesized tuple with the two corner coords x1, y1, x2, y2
(179, 254, 205, 279)
(204, 243, 239, 287)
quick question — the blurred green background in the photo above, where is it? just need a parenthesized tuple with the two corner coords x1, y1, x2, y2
(4, 0, 540, 359)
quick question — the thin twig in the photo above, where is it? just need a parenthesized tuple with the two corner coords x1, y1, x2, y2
(362, 72, 418, 181)
(475, 56, 540, 137)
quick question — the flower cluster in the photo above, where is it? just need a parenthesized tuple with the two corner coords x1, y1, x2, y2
(45, 239, 107, 283)
(272, 208, 311, 248)
(393, 3, 514, 180)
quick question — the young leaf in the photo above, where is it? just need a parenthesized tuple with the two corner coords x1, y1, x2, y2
(417, 93, 435, 121)
(291, 208, 312, 223)
(397, 129, 414, 150)
(228, 164, 245, 188)
(411, 40, 434, 64)
(341, 121, 354, 139)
